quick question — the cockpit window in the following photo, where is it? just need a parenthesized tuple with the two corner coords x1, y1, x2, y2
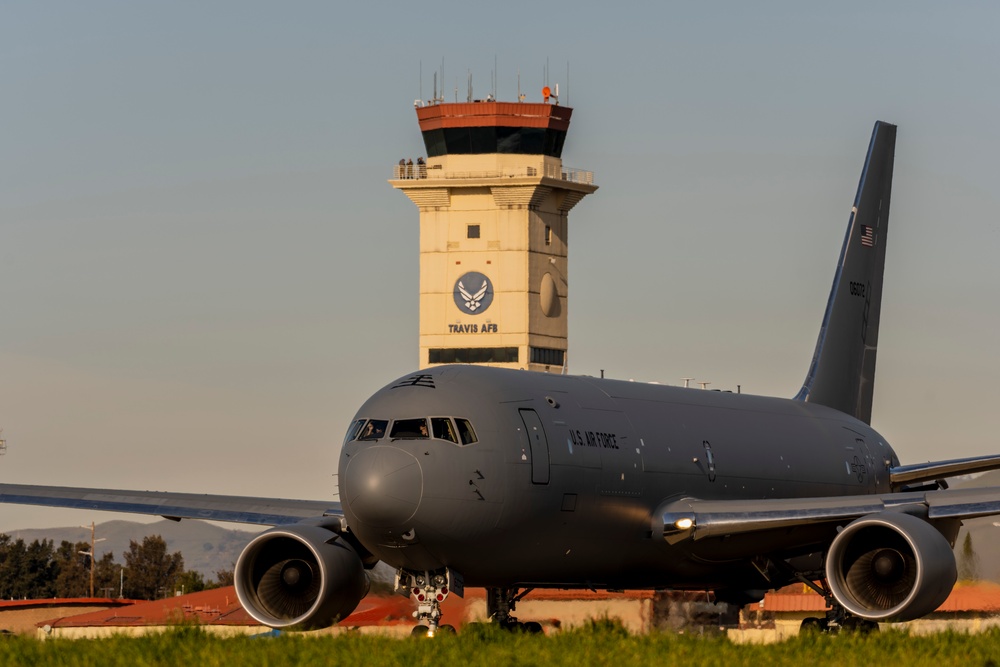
(431, 417, 458, 443)
(354, 417, 476, 445)
(390, 418, 429, 439)
(358, 419, 388, 441)
(344, 419, 367, 444)
(456, 418, 478, 445)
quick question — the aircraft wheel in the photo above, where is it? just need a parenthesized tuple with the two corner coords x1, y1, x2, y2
(522, 621, 544, 634)
(799, 617, 826, 633)
(438, 624, 457, 634)
(410, 625, 430, 637)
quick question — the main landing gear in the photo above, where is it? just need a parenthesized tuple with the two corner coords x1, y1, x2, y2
(486, 586, 543, 634)
(795, 577, 879, 634)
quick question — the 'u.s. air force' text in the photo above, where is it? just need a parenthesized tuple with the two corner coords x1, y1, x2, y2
(568, 429, 619, 449)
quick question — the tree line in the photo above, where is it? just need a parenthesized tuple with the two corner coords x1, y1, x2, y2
(0, 533, 234, 600)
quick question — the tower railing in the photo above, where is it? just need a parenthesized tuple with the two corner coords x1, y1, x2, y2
(393, 162, 594, 184)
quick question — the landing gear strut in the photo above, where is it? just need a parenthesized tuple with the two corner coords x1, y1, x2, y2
(487, 587, 543, 633)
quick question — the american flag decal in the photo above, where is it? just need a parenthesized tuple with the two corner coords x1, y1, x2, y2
(861, 225, 875, 247)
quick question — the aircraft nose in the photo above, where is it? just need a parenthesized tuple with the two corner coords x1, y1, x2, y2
(343, 446, 422, 527)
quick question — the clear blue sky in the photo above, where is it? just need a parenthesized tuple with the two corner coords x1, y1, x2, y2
(2, 2, 999, 531)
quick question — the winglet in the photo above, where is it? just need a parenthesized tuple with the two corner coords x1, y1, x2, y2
(795, 122, 896, 424)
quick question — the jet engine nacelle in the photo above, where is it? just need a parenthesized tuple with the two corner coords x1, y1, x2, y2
(234, 524, 369, 629)
(825, 511, 956, 622)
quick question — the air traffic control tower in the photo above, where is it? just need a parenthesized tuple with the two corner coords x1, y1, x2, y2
(391, 93, 597, 372)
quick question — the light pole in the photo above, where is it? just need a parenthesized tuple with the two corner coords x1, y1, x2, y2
(78, 522, 106, 598)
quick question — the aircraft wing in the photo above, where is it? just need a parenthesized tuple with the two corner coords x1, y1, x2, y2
(889, 454, 1000, 488)
(0, 483, 343, 527)
(660, 485, 1000, 543)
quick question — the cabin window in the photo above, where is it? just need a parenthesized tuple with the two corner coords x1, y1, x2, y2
(390, 418, 429, 439)
(431, 417, 458, 443)
(357, 419, 388, 441)
(456, 418, 478, 445)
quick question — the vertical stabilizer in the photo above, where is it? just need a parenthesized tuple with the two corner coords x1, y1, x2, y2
(795, 122, 896, 424)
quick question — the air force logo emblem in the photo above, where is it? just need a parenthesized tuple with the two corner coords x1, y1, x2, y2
(454, 272, 494, 315)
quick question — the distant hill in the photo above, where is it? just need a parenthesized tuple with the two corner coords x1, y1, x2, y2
(5, 520, 263, 578)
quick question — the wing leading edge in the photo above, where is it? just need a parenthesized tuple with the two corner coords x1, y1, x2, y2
(661, 485, 1000, 544)
(0, 483, 342, 527)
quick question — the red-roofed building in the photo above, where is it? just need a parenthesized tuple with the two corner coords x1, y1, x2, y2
(0, 598, 136, 635)
(36, 587, 433, 639)
(38, 587, 255, 638)
(732, 582, 1000, 643)
(19, 582, 1000, 640)
(28, 586, 700, 638)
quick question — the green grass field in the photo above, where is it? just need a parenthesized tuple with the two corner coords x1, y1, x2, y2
(2, 623, 999, 667)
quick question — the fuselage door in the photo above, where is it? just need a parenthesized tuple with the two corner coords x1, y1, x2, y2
(519, 409, 550, 484)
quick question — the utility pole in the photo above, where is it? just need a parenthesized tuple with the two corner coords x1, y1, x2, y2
(78, 522, 106, 598)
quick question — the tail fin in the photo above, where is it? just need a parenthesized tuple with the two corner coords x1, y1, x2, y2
(795, 121, 896, 424)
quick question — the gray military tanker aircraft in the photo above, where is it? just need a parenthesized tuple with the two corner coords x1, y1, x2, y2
(4, 121, 1000, 635)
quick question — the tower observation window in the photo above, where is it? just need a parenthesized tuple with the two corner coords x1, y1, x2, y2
(421, 127, 568, 158)
(530, 347, 565, 366)
(429, 347, 519, 364)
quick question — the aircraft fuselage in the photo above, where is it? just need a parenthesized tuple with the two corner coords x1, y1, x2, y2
(339, 365, 898, 590)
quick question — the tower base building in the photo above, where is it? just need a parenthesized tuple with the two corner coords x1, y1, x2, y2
(392, 100, 596, 373)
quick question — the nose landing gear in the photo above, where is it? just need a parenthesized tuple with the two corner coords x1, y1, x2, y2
(396, 568, 462, 637)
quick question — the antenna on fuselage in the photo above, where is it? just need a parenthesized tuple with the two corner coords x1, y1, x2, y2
(681, 378, 694, 388)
